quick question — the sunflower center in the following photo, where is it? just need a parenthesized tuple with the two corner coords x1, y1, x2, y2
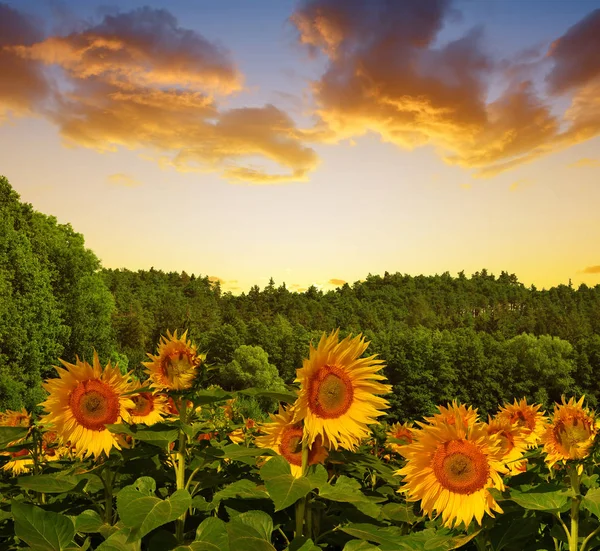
(512, 410, 535, 431)
(394, 429, 413, 445)
(69, 379, 120, 431)
(131, 393, 154, 417)
(308, 365, 354, 419)
(432, 440, 490, 495)
(279, 426, 304, 466)
(162, 352, 194, 380)
(556, 419, 591, 449)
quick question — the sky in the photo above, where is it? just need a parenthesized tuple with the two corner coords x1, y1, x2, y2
(1, 0, 599, 294)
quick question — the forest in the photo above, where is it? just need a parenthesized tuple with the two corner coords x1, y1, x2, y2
(2, 174, 600, 421)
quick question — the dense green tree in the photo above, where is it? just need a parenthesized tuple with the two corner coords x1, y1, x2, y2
(218, 345, 285, 395)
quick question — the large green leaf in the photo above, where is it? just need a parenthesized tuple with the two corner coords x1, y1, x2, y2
(12, 501, 75, 551)
(259, 456, 317, 511)
(582, 488, 600, 518)
(212, 479, 269, 505)
(342, 542, 379, 551)
(317, 476, 384, 518)
(107, 424, 179, 448)
(232, 510, 273, 542)
(489, 515, 540, 551)
(381, 502, 422, 524)
(116, 477, 192, 541)
(226, 514, 276, 551)
(73, 510, 105, 533)
(193, 389, 234, 405)
(18, 474, 79, 494)
(508, 485, 571, 512)
(95, 528, 140, 551)
(221, 444, 264, 465)
(174, 517, 230, 551)
(287, 537, 322, 551)
(341, 523, 405, 548)
(341, 524, 475, 551)
(0, 426, 28, 447)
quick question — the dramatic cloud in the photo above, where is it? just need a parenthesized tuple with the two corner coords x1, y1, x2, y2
(546, 9, 600, 95)
(328, 278, 346, 286)
(0, 4, 50, 118)
(107, 173, 141, 187)
(292, 0, 600, 177)
(0, 5, 317, 183)
(581, 266, 600, 275)
(10, 7, 242, 93)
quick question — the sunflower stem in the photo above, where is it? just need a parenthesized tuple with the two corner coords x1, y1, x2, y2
(569, 465, 582, 551)
(100, 468, 114, 524)
(295, 439, 311, 538)
(175, 398, 188, 544)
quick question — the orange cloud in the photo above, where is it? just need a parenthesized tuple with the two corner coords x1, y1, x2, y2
(10, 7, 242, 94)
(568, 158, 600, 168)
(0, 4, 50, 119)
(328, 278, 346, 286)
(107, 173, 141, 187)
(582, 266, 600, 274)
(208, 276, 224, 284)
(292, 1, 600, 178)
(1, 6, 318, 184)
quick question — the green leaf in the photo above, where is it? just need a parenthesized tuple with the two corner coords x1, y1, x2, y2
(317, 476, 384, 518)
(233, 510, 273, 542)
(226, 518, 276, 551)
(95, 528, 140, 551)
(582, 487, 600, 518)
(221, 444, 264, 465)
(18, 474, 79, 494)
(490, 515, 540, 551)
(0, 426, 28, 447)
(107, 424, 179, 448)
(73, 510, 105, 533)
(287, 537, 322, 551)
(381, 502, 421, 524)
(116, 477, 192, 541)
(508, 485, 571, 512)
(12, 501, 75, 551)
(341, 523, 405, 547)
(259, 456, 317, 511)
(212, 479, 269, 504)
(341, 524, 475, 551)
(193, 389, 234, 405)
(179, 517, 230, 551)
(342, 542, 379, 551)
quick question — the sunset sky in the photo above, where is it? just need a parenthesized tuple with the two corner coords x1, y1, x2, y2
(1, 0, 599, 293)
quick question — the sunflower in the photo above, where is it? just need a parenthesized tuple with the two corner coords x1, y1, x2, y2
(496, 398, 547, 448)
(397, 420, 506, 529)
(386, 421, 415, 453)
(486, 415, 529, 475)
(541, 396, 597, 467)
(40, 352, 136, 459)
(0, 408, 33, 474)
(127, 389, 168, 426)
(292, 330, 391, 451)
(424, 401, 479, 430)
(143, 330, 204, 391)
(256, 405, 328, 477)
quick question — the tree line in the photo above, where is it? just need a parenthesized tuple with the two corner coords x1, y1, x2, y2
(2, 175, 599, 420)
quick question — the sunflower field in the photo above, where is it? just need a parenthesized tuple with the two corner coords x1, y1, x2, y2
(2, 329, 600, 551)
